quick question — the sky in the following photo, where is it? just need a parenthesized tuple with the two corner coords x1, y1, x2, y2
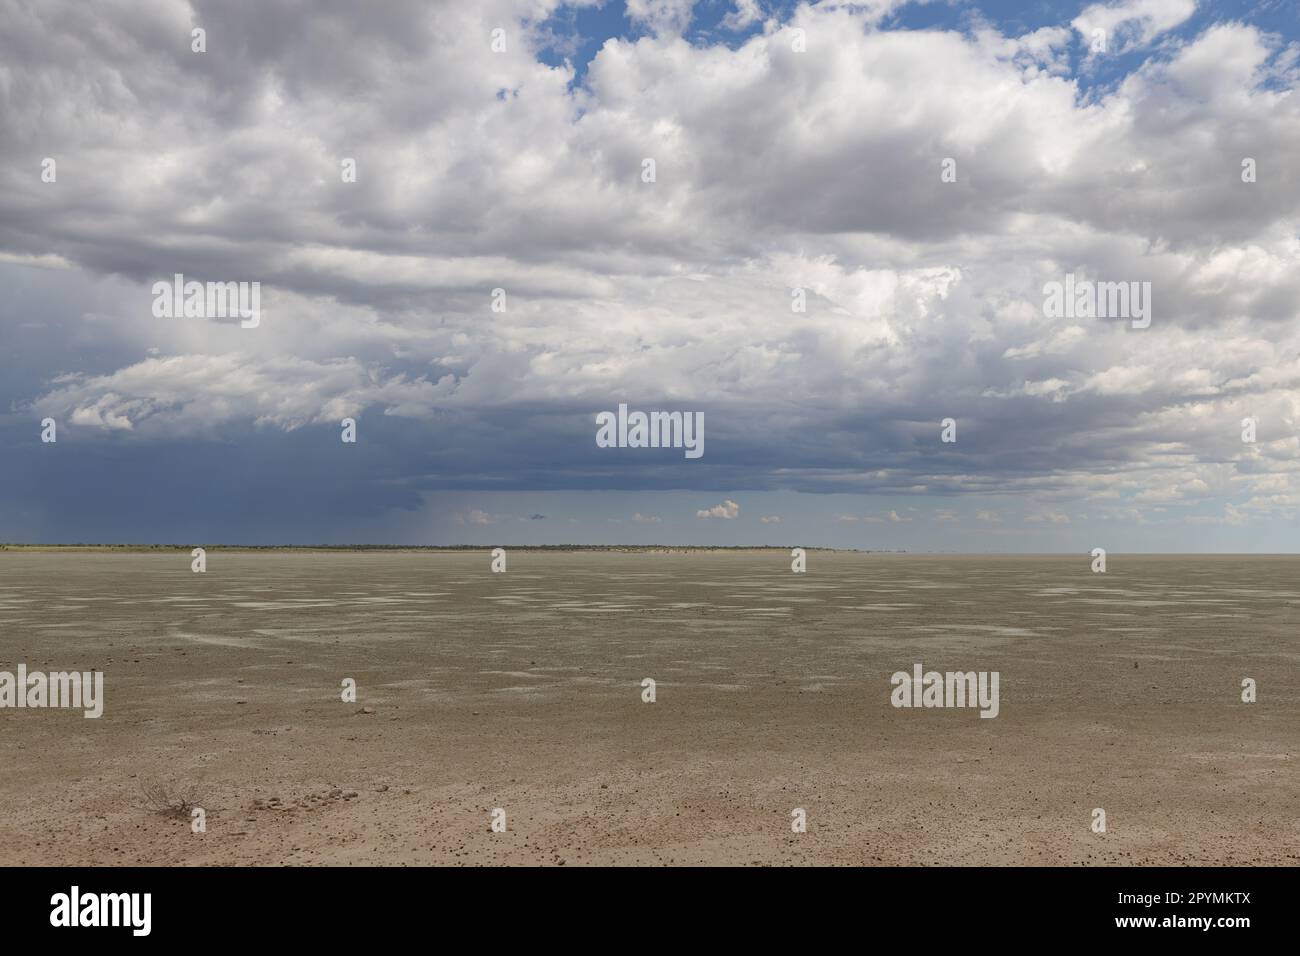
(1, 0, 1298, 551)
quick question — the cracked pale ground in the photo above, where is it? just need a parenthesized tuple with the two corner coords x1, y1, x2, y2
(0, 551, 1295, 866)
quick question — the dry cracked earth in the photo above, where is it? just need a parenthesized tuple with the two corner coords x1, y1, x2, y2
(0, 550, 1295, 866)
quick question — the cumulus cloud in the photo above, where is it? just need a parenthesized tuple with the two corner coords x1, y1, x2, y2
(626, 0, 696, 36)
(29, 354, 450, 436)
(1, 0, 1298, 545)
(1072, 0, 1197, 55)
(721, 0, 764, 32)
(697, 499, 740, 519)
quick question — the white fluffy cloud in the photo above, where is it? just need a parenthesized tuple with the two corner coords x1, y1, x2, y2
(697, 499, 741, 519)
(1073, 0, 1197, 54)
(626, 0, 698, 35)
(3, 0, 1299, 535)
(31, 354, 451, 435)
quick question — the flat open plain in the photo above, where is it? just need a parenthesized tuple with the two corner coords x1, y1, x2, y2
(0, 550, 1295, 866)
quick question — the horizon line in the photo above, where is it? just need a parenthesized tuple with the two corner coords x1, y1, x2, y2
(3, 543, 1300, 556)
